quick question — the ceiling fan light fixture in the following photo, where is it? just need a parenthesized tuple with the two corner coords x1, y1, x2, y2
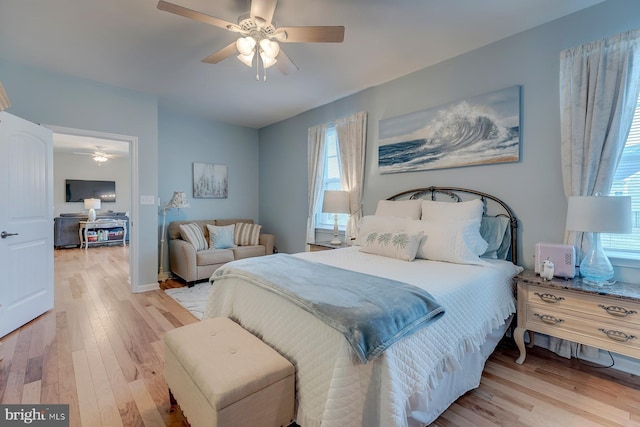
(236, 36, 257, 56)
(259, 39, 279, 58)
(237, 52, 255, 67)
(93, 155, 108, 163)
(260, 51, 278, 68)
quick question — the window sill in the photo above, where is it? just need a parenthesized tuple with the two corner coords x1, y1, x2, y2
(608, 254, 640, 269)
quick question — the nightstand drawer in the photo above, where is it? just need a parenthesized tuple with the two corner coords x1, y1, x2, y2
(525, 303, 640, 358)
(526, 284, 640, 326)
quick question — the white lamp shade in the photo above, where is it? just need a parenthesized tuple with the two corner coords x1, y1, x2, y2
(166, 191, 190, 209)
(236, 37, 256, 56)
(322, 190, 350, 214)
(237, 52, 255, 67)
(566, 196, 632, 233)
(84, 198, 101, 210)
(259, 39, 280, 58)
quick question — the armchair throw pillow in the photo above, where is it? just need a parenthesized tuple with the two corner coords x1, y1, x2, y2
(179, 223, 208, 251)
(207, 224, 236, 249)
(234, 222, 262, 246)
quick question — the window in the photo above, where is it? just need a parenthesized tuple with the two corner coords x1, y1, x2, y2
(603, 92, 640, 260)
(315, 127, 348, 230)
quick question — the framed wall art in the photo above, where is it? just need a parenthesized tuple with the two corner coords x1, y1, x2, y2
(378, 85, 521, 174)
(193, 162, 228, 199)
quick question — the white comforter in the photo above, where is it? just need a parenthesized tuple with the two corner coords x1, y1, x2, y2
(203, 247, 522, 427)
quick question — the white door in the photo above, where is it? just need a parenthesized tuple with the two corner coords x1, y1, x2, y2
(0, 111, 54, 338)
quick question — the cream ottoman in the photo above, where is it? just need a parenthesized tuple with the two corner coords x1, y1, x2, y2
(164, 317, 295, 427)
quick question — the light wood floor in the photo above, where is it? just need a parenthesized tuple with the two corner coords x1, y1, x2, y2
(1, 246, 639, 426)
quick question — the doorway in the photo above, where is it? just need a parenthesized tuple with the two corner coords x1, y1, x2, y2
(47, 125, 138, 291)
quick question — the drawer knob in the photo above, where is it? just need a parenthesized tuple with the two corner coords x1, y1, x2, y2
(534, 313, 564, 325)
(598, 304, 637, 318)
(534, 292, 565, 304)
(598, 328, 637, 343)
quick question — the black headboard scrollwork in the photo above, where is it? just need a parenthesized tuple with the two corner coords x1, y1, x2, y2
(386, 186, 519, 265)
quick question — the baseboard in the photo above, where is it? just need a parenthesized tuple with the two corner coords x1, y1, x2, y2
(531, 332, 640, 375)
(134, 282, 160, 293)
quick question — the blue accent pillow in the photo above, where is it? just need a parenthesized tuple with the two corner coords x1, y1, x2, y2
(206, 224, 236, 249)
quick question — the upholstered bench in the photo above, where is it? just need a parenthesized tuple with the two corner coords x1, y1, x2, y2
(164, 317, 295, 427)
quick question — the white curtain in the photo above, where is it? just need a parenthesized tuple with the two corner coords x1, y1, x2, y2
(306, 123, 327, 244)
(335, 111, 368, 242)
(553, 29, 640, 359)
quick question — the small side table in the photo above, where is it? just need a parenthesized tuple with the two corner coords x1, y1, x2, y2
(308, 241, 346, 252)
(513, 269, 640, 364)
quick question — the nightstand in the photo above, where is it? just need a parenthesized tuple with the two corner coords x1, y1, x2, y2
(513, 269, 640, 364)
(308, 241, 345, 252)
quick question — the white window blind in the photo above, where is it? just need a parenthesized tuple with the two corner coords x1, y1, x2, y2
(315, 127, 348, 230)
(603, 92, 640, 259)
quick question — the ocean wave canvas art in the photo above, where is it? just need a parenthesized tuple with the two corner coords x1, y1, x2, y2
(378, 85, 520, 173)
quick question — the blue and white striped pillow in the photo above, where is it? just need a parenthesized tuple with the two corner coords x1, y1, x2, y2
(206, 224, 236, 249)
(179, 223, 208, 251)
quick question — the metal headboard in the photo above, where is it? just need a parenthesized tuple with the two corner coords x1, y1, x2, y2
(386, 186, 519, 265)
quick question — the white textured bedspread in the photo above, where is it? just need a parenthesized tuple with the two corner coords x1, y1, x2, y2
(203, 247, 522, 427)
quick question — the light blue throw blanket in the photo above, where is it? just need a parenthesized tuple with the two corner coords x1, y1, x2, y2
(210, 254, 445, 363)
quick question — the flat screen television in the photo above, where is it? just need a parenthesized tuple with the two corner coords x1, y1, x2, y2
(65, 179, 116, 203)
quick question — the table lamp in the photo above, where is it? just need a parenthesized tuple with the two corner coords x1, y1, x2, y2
(159, 191, 190, 281)
(565, 195, 632, 285)
(322, 190, 350, 245)
(84, 198, 101, 222)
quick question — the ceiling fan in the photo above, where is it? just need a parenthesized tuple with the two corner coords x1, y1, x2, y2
(157, 0, 345, 80)
(73, 146, 121, 164)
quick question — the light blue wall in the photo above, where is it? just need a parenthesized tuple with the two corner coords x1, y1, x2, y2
(0, 59, 160, 289)
(258, 0, 640, 283)
(158, 106, 260, 271)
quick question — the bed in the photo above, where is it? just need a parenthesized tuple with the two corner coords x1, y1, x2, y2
(203, 187, 523, 427)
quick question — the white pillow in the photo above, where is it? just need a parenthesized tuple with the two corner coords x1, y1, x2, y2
(407, 219, 489, 266)
(420, 198, 484, 222)
(375, 199, 422, 219)
(206, 224, 236, 249)
(359, 231, 423, 262)
(354, 215, 408, 246)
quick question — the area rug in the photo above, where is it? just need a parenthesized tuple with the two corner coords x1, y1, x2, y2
(164, 282, 210, 320)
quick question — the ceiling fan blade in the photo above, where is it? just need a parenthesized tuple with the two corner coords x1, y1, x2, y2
(250, 0, 278, 24)
(201, 41, 239, 64)
(275, 50, 298, 75)
(157, 1, 235, 30)
(277, 26, 345, 43)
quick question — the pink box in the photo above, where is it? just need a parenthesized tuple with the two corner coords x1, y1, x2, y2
(534, 243, 576, 279)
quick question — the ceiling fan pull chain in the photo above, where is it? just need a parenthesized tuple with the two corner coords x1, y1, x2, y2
(256, 47, 260, 81)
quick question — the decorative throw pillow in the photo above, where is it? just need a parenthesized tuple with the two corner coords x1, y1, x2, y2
(206, 224, 236, 249)
(480, 216, 511, 259)
(234, 222, 262, 246)
(179, 223, 208, 251)
(407, 219, 489, 266)
(374, 199, 422, 219)
(354, 215, 408, 246)
(420, 199, 484, 222)
(359, 231, 423, 261)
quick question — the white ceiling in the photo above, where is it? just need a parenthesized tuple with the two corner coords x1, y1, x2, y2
(1, 0, 605, 138)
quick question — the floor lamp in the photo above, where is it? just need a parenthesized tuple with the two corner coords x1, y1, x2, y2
(159, 191, 190, 281)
